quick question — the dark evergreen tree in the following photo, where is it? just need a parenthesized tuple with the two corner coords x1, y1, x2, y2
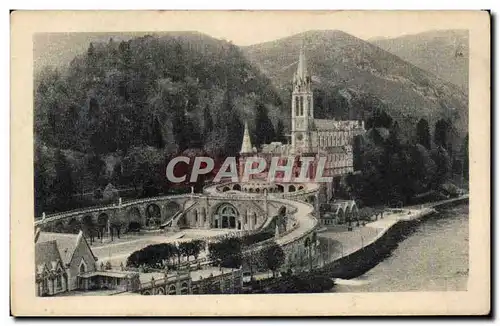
(462, 133, 469, 181)
(416, 118, 431, 149)
(203, 104, 213, 138)
(434, 119, 450, 150)
(254, 101, 275, 147)
(52, 149, 75, 211)
(275, 119, 286, 143)
(151, 116, 165, 149)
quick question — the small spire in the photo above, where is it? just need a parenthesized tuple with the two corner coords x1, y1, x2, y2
(239, 121, 253, 154)
(296, 41, 308, 80)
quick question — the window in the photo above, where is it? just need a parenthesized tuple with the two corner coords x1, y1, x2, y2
(295, 97, 300, 116)
(79, 261, 86, 274)
(299, 96, 304, 116)
(56, 275, 63, 291)
(307, 97, 312, 116)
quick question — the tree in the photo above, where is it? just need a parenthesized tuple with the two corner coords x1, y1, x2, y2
(254, 101, 275, 148)
(208, 236, 242, 269)
(275, 119, 286, 144)
(434, 119, 451, 150)
(261, 242, 285, 277)
(243, 250, 263, 279)
(461, 133, 469, 182)
(203, 104, 213, 138)
(191, 240, 205, 261)
(52, 149, 75, 211)
(416, 118, 431, 150)
(122, 146, 165, 193)
(431, 146, 452, 188)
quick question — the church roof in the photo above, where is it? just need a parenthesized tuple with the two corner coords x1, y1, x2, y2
(36, 231, 94, 265)
(314, 119, 364, 131)
(35, 240, 63, 269)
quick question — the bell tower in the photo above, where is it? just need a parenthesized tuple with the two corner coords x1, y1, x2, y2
(291, 44, 314, 154)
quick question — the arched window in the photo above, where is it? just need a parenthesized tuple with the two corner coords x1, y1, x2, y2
(181, 282, 189, 295)
(56, 274, 63, 290)
(300, 97, 304, 116)
(307, 97, 312, 116)
(79, 260, 87, 274)
(295, 97, 300, 116)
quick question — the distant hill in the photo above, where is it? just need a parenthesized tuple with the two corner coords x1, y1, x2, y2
(371, 30, 468, 92)
(242, 30, 468, 141)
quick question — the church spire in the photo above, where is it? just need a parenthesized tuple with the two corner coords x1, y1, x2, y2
(239, 121, 253, 154)
(296, 43, 308, 80)
(293, 41, 311, 93)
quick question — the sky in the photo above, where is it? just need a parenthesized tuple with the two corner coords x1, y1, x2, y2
(32, 11, 474, 69)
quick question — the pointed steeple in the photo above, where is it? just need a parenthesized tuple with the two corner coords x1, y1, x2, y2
(293, 41, 311, 93)
(296, 43, 308, 80)
(239, 121, 253, 154)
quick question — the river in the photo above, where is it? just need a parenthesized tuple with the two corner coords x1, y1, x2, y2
(333, 203, 469, 292)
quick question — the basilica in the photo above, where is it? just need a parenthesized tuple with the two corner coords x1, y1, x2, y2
(239, 47, 365, 201)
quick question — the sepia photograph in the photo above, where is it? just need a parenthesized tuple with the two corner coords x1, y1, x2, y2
(10, 10, 490, 316)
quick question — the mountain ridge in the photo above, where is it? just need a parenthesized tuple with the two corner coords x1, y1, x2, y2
(242, 29, 468, 143)
(371, 29, 468, 91)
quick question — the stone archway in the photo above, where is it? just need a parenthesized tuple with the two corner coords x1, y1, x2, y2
(164, 201, 181, 222)
(222, 186, 230, 192)
(126, 207, 142, 232)
(215, 203, 239, 229)
(201, 207, 207, 225)
(233, 184, 241, 191)
(146, 204, 161, 228)
(156, 287, 165, 295)
(289, 185, 296, 192)
(337, 209, 345, 224)
(351, 205, 358, 223)
(168, 284, 177, 295)
(180, 282, 189, 295)
(276, 185, 285, 193)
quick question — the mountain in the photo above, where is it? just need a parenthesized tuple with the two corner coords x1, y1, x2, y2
(35, 31, 283, 156)
(34, 32, 285, 214)
(242, 30, 468, 141)
(371, 30, 469, 92)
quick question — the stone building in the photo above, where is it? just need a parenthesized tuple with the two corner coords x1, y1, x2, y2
(35, 229, 139, 296)
(35, 229, 98, 296)
(238, 46, 365, 201)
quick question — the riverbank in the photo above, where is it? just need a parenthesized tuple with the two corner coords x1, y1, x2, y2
(316, 195, 468, 280)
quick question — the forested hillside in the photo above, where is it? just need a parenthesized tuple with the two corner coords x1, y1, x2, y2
(372, 30, 468, 92)
(34, 33, 284, 215)
(243, 30, 468, 144)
